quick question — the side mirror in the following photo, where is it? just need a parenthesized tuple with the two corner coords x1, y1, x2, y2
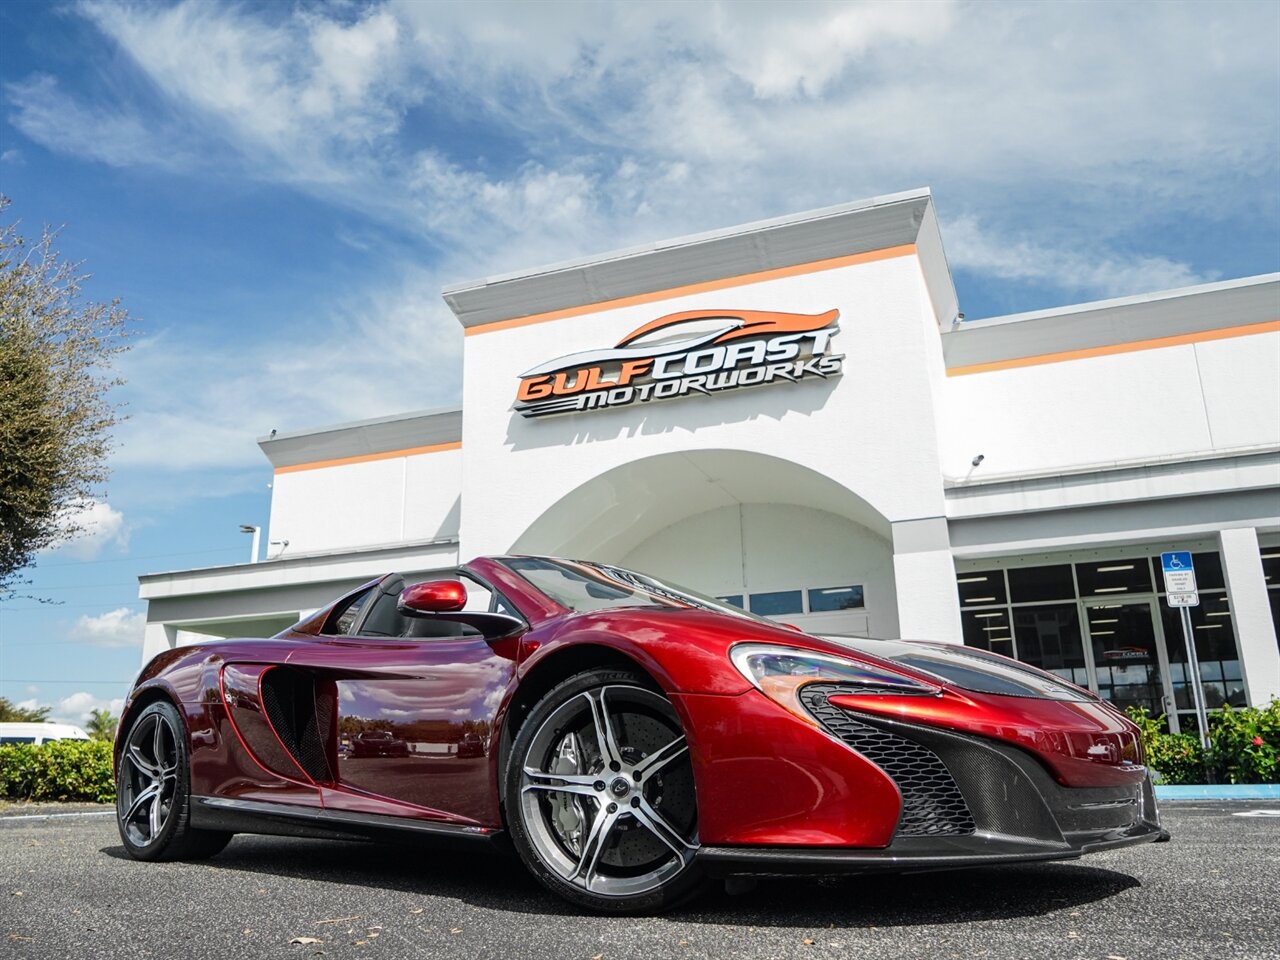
(398, 580, 467, 616)
(396, 579, 525, 641)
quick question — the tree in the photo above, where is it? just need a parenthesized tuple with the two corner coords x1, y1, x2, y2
(0, 696, 50, 722)
(85, 707, 119, 742)
(0, 197, 131, 593)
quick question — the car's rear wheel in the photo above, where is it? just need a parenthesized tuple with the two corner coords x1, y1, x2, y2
(116, 701, 232, 861)
(505, 668, 705, 914)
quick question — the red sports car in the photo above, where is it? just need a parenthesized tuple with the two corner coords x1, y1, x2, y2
(114, 556, 1167, 913)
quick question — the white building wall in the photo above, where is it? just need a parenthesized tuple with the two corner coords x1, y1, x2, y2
(458, 252, 963, 641)
(938, 330, 1280, 482)
(268, 448, 462, 556)
(1195, 333, 1280, 450)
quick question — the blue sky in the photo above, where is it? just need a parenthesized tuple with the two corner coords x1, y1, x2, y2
(1, 0, 1277, 725)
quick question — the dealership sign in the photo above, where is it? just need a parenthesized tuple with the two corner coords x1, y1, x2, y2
(514, 308, 843, 418)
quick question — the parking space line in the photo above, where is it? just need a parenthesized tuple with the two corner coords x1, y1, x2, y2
(0, 810, 115, 821)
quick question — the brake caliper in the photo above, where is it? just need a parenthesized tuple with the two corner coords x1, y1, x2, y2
(547, 732, 586, 854)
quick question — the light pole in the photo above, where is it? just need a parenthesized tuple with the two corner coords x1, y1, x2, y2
(239, 525, 261, 564)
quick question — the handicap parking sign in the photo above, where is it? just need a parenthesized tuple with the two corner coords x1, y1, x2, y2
(1161, 551, 1197, 601)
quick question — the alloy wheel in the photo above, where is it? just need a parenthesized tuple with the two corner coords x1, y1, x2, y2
(519, 684, 698, 898)
(118, 711, 179, 849)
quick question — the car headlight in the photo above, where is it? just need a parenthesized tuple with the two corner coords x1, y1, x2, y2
(730, 643, 940, 725)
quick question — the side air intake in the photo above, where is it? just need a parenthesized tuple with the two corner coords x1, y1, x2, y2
(800, 684, 976, 837)
(260, 668, 333, 783)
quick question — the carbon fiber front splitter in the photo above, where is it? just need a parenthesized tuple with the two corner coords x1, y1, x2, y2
(696, 819, 1168, 878)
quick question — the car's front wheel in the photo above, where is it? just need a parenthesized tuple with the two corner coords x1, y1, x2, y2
(505, 668, 705, 914)
(116, 700, 232, 861)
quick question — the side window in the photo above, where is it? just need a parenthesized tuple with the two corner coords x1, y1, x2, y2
(459, 575, 514, 615)
(323, 587, 374, 636)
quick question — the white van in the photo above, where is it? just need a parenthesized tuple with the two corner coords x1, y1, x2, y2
(0, 722, 92, 745)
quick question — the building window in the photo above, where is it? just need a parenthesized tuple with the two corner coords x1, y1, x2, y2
(1015, 604, 1087, 686)
(723, 585, 867, 618)
(1261, 548, 1280, 652)
(955, 549, 1243, 734)
(1159, 600, 1246, 709)
(748, 590, 804, 616)
(957, 570, 1007, 607)
(808, 585, 865, 611)
(1007, 565, 1074, 603)
(960, 608, 1013, 658)
(1089, 602, 1163, 714)
(1076, 559, 1154, 597)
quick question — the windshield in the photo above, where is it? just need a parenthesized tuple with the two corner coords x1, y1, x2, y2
(501, 557, 775, 624)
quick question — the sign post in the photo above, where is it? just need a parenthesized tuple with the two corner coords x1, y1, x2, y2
(1161, 552, 1211, 753)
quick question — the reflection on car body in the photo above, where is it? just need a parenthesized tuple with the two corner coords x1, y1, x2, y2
(348, 729, 409, 759)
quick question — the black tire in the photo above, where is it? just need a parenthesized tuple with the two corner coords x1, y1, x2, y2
(505, 668, 706, 914)
(116, 700, 233, 862)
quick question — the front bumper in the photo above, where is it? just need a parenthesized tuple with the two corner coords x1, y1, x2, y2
(698, 691, 1168, 877)
(697, 822, 1167, 877)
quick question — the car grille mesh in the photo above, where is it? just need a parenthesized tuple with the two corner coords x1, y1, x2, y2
(800, 684, 976, 837)
(311, 688, 335, 773)
(261, 669, 332, 783)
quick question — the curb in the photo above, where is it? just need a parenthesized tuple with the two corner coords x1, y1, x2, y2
(1156, 784, 1280, 800)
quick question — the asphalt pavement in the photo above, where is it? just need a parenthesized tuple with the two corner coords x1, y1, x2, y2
(1, 801, 1277, 960)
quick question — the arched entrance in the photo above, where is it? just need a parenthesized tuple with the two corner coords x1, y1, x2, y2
(510, 450, 898, 637)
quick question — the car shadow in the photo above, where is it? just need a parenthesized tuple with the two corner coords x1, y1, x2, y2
(101, 835, 1139, 926)
(684, 863, 1141, 927)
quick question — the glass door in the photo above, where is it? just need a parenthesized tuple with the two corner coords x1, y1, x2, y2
(1083, 599, 1176, 727)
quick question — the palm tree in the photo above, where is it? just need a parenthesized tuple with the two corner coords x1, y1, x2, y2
(85, 708, 118, 742)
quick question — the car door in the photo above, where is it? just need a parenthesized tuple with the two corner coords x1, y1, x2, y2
(285, 571, 523, 828)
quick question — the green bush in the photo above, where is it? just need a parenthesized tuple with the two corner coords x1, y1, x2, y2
(1209, 700, 1280, 784)
(1126, 699, 1280, 785)
(0, 739, 115, 803)
(1125, 707, 1207, 784)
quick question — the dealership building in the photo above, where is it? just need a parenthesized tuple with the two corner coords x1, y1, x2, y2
(138, 188, 1280, 733)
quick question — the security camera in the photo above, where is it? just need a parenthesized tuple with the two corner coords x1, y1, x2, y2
(971, 454, 985, 467)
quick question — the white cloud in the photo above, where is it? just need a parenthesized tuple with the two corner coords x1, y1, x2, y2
(945, 216, 1215, 303)
(52, 691, 126, 727)
(110, 266, 463, 470)
(5, 74, 197, 171)
(35, 0, 1275, 239)
(708, 1, 956, 100)
(41, 499, 129, 559)
(72, 607, 146, 648)
(76, 0, 416, 183)
(6, 0, 1275, 469)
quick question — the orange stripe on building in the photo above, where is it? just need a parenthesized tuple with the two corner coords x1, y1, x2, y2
(274, 441, 462, 474)
(946, 319, 1280, 377)
(463, 243, 917, 337)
